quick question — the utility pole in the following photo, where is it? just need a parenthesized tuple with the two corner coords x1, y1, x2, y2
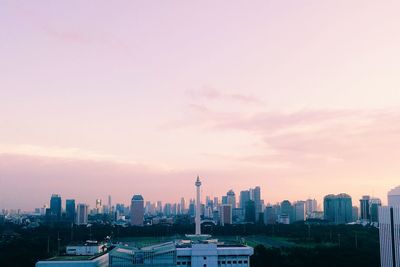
(70, 223, 74, 242)
(57, 232, 61, 256)
(355, 232, 358, 249)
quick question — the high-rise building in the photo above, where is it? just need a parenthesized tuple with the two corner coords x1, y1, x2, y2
(360, 195, 370, 221)
(95, 198, 102, 214)
(305, 199, 318, 216)
(50, 194, 62, 221)
(156, 201, 163, 214)
(219, 204, 232, 226)
(108, 195, 112, 214)
(164, 203, 172, 216)
(131, 195, 144, 226)
(65, 199, 75, 223)
(240, 190, 251, 209)
(294, 201, 305, 222)
(264, 205, 277, 225)
(323, 194, 353, 224)
(252, 186, 262, 221)
(379, 206, 400, 267)
(245, 200, 256, 223)
(180, 197, 186, 214)
(226, 190, 236, 209)
(370, 198, 381, 223)
(388, 186, 400, 207)
(213, 197, 219, 207)
(76, 204, 88, 225)
(280, 200, 294, 223)
(352, 206, 359, 222)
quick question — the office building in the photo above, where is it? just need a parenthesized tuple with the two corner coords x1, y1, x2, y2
(294, 201, 305, 222)
(352, 206, 359, 222)
(131, 195, 144, 226)
(264, 205, 277, 225)
(370, 198, 381, 223)
(65, 199, 75, 223)
(95, 198, 102, 214)
(180, 197, 186, 214)
(240, 190, 251, 209)
(280, 200, 294, 223)
(245, 200, 256, 223)
(219, 204, 232, 226)
(360, 195, 370, 221)
(76, 203, 88, 225)
(305, 199, 317, 216)
(50, 194, 62, 221)
(226, 190, 236, 209)
(323, 194, 352, 224)
(251, 186, 262, 221)
(388, 186, 400, 207)
(379, 206, 400, 267)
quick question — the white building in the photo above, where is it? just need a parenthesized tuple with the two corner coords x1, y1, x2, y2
(36, 252, 109, 267)
(294, 201, 305, 222)
(66, 241, 106, 256)
(378, 206, 400, 267)
(388, 186, 400, 207)
(108, 239, 253, 267)
(76, 203, 89, 225)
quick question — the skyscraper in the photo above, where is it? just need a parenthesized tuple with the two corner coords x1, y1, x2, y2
(252, 186, 262, 221)
(370, 198, 381, 223)
(130, 195, 144, 226)
(180, 197, 186, 214)
(263, 206, 277, 225)
(219, 204, 232, 226)
(379, 206, 400, 267)
(239, 190, 251, 209)
(76, 203, 88, 225)
(95, 198, 102, 214)
(323, 194, 353, 224)
(305, 199, 318, 216)
(280, 200, 294, 223)
(65, 199, 75, 223)
(50, 194, 62, 221)
(388, 186, 400, 206)
(294, 201, 305, 222)
(226, 190, 236, 209)
(245, 200, 256, 223)
(108, 195, 112, 214)
(360, 195, 370, 221)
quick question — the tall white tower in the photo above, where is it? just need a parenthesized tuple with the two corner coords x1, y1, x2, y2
(195, 176, 202, 235)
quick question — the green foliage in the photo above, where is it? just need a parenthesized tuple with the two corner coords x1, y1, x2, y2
(0, 222, 380, 267)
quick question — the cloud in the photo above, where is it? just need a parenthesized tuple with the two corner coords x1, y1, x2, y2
(186, 86, 263, 104)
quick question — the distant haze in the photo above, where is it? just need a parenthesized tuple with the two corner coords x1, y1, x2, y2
(1, 1, 400, 209)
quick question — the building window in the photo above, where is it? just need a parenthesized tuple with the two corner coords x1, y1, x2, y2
(204, 256, 207, 260)
(204, 265, 207, 267)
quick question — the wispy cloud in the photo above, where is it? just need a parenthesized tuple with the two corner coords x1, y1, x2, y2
(186, 86, 263, 104)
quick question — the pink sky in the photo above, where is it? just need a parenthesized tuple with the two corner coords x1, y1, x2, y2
(1, 1, 400, 210)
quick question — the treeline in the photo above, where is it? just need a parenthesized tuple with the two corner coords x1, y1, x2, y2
(0, 222, 379, 267)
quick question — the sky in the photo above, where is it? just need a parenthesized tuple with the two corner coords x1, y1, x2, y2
(1, 1, 400, 210)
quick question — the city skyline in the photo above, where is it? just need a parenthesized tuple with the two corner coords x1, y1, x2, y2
(2, 1, 400, 210)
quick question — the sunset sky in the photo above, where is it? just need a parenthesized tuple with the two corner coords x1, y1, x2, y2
(1, 1, 400, 210)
